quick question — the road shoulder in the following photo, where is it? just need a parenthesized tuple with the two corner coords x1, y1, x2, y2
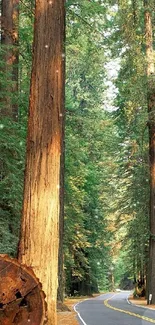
(57, 298, 83, 325)
(57, 295, 99, 325)
(128, 295, 155, 310)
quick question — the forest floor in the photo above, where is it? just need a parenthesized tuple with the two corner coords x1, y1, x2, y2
(57, 298, 82, 325)
(129, 295, 155, 309)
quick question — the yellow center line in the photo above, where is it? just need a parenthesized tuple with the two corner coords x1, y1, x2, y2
(104, 294, 155, 324)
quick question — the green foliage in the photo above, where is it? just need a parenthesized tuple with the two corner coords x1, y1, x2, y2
(106, 0, 150, 284)
(0, 118, 26, 255)
(0, 0, 32, 255)
(64, 3, 115, 294)
(0, 0, 152, 297)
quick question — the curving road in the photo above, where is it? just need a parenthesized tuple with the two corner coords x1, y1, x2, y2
(74, 291, 155, 325)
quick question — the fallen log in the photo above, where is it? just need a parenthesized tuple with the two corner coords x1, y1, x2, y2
(0, 255, 47, 325)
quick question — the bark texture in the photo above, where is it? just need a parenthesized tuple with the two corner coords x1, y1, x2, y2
(144, 0, 155, 304)
(57, 97, 65, 303)
(18, 1, 65, 324)
(0, 255, 47, 325)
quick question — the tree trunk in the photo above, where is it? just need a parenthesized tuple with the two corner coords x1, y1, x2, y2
(12, 0, 19, 119)
(18, 1, 65, 324)
(1, 0, 19, 119)
(57, 129, 65, 303)
(144, 0, 155, 304)
(132, 0, 137, 25)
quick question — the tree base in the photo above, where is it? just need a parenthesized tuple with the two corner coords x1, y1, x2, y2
(0, 255, 47, 324)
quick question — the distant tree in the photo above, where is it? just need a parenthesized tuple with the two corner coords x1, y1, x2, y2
(1, 0, 19, 118)
(105, 0, 150, 290)
(57, 107, 65, 303)
(18, 1, 65, 324)
(0, 0, 22, 257)
(144, 0, 155, 304)
(64, 1, 114, 295)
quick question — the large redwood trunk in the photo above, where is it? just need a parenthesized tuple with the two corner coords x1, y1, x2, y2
(144, 0, 155, 304)
(1, 0, 19, 119)
(18, 1, 65, 324)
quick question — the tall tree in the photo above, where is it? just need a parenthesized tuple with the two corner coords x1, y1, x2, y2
(64, 1, 114, 295)
(18, 1, 65, 325)
(105, 0, 150, 290)
(0, 0, 21, 257)
(1, 0, 19, 119)
(144, 0, 155, 303)
(57, 97, 65, 303)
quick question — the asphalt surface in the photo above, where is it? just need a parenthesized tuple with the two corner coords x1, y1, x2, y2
(74, 291, 155, 325)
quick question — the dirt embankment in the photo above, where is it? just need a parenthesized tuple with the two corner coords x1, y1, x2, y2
(57, 294, 100, 325)
(57, 298, 85, 325)
(129, 295, 155, 310)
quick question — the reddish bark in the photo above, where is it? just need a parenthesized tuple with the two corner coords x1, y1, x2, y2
(0, 255, 47, 325)
(18, 1, 65, 324)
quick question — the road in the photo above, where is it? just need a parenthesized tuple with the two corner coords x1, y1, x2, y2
(74, 291, 155, 325)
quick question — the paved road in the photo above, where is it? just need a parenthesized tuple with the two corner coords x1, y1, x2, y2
(74, 291, 155, 325)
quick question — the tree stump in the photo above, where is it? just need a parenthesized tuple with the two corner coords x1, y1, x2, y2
(0, 255, 47, 325)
